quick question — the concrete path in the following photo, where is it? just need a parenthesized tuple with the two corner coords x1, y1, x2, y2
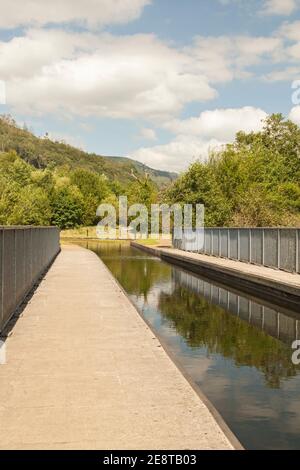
(0, 245, 235, 450)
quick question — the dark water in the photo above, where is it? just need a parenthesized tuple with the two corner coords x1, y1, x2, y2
(75, 241, 300, 450)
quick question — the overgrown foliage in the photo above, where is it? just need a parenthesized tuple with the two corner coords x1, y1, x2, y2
(164, 114, 300, 227)
(1, 113, 299, 229)
(0, 151, 159, 229)
(0, 115, 176, 187)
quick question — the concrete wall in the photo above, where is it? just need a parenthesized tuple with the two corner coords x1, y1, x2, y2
(0, 226, 60, 333)
(174, 228, 300, 274)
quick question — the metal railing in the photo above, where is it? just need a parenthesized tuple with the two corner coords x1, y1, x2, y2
(173, 228, 300, 274)
(174, 269, 299, 345)
(0, 226, 60, 333)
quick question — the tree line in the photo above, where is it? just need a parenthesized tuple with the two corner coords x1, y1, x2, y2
(0, 113, 299, 229)
(0, 150, 158, 229)
(164, 114, 300, 227)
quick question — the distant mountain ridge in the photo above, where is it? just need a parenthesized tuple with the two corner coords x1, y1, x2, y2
(0, 116, 177, 187)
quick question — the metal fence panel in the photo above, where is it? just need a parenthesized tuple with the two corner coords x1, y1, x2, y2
(15, 229, 25, 306)
(298, 230, 300, 274)
(264, 229, 278, 269)
(0, 230, 2, 329)
(280, 229, 297, 272)
(24, 228, 32, 292)
(2, 229, 16, 328)
(204, 230, 212, 255)
(0, 226, 60, 333)
(239, 229, 250, 263)
(220, 229, 228, 258)
(229, 229, 239, 260)
(251, 229, 263, 265)
(212, 229, 219, 256)
(173, 227, 300, 274)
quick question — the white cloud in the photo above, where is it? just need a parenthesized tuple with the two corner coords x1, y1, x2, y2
(278, 20, 300, 41)
(132, 107, 268, 172)
(187, 35, 282, 83)
(1, 27, 284, 120)
(164, 107, 268, 141)
(132, 135, 226, 172)
(289, 106, 300, 125)
(139, 128, 157, 141)
(0, 0, 151, 29)
(0, 80, 6, 104)
(218, 0, 299, 16)
(1, 30, 218, 120)
(264, 66, 300, 81)
(261, 0, 298, 16)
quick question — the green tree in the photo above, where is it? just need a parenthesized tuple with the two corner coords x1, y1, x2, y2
(70, 168, 109, 225)
(164, 114, 300, 227)
(51, 185, 85, 229)
(8, 185, 52, 225)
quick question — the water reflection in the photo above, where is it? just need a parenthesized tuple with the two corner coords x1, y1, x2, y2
(72, 241, 300, 449)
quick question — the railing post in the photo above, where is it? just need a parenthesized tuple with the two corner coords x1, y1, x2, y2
(277, 228, 281, 270)
(227, 228, 230, 259)
(0, 228, 3, 330)
(262, 229, 265, 266)
(296, 229, 299, 274)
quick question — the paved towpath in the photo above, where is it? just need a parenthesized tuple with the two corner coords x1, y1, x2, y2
(132, 243, 300, 304)
(0, 245, 236, 450)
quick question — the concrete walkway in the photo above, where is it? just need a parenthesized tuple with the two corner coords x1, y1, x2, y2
(0, 245, 235, 450)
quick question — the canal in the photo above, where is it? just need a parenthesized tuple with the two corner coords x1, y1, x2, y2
(73, 240, 300, 450)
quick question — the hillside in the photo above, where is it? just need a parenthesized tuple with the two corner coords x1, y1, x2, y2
(0, 115, 177, 187)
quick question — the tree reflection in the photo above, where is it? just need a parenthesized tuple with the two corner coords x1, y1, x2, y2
(87, 241, 171, 299)
(158, 285, 300, 388)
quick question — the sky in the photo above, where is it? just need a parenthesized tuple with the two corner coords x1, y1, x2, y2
(0, 0, 300, 172)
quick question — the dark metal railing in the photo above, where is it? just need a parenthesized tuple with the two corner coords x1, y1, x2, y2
(173, 228, 300, 274)
(0, 226, 60, 333)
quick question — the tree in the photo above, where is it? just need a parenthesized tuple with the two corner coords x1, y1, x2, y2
(70, 168, 109, 225)
(164, 114, 300, 227)
(164, 161, 231, 227)
(51, 185, 85, 229)
(8, 186, 52, 226)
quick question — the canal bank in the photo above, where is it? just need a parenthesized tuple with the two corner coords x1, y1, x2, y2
(0, 244, 237, 450)
(130, 242, 300, 312)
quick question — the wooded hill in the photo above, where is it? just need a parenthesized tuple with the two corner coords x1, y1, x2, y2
(0, 115, 176, 188)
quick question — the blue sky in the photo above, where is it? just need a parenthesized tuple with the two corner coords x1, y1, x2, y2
(0, 0, 300, 171)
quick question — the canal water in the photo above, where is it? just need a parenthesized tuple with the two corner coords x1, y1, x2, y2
(74, 240, 300, 450)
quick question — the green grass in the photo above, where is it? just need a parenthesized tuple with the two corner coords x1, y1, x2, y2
(60, 227, 172, 246)
(60, 226, 98, 239)
(133, 237, 171, 247)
